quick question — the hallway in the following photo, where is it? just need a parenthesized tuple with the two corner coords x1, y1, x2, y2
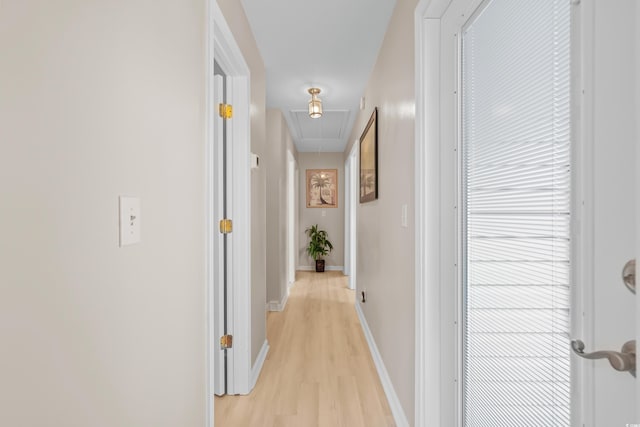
(215, 271, 394, 426)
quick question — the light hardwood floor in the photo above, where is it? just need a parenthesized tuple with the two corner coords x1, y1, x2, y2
(214, 271, 395, 427)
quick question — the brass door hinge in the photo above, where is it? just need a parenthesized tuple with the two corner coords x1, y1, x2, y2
(218, 103, 233, 119)
(219, 219, 233, 234)
(220, 334, 233, 349)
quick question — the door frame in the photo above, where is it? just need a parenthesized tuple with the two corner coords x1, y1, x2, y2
(637, 0, 640, 414)
(212, 72, 225, 396)
(287, 150, 296, 287)
(344, 141, 358, 290)
(207, 1, 252, 425)
(414, 0, 591, 425)
(414, 2, 450, 424)
(344, 153, 351, 278)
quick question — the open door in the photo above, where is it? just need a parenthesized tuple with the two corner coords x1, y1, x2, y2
(213, 69, 230, 396)
(416, 0, 637, 425)
(209, 1, 253, 403)
(575, 1, 638, 424)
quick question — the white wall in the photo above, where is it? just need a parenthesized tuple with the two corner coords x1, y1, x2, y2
(265, 109, 297, 306)
(636, 0, 640, 415)
(0, 1, 206, 425)
(265, 108, 283, 304)
(298, 152, 345, 269)
(217, 0, 268, 366)
(344, 0, 418, 420)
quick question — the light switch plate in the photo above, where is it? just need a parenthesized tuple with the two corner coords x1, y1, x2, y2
(119, 196, 141, 246)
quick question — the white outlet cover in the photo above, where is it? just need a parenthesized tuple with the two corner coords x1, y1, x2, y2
(119, 196, 141, 246)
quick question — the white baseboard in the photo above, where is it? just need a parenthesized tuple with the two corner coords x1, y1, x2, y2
(268, 286, 289, 312)
(250, 339, 269, 390)
(297, 265, 344, 272)
(355, 303, 410, 427)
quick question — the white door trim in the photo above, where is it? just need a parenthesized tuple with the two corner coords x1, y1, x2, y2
(636, 0, 640, 415)
(344, 154, 351, 278)
(212, 74, 225, 397)
(571, 1, 594, 424)
(348, 141, 358, 290)
(207, 2, 253, 425)
(344, 144, 357, 287)
(414, 1, 450, 425)
(287, 151, 296, 287)
(637, 0, 640, 412)
(206, 2, 215, 423)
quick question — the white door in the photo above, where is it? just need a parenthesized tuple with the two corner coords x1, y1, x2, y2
(212, 72, 229, 396)
(432, 0, 637, 424)
(582, 1, 637, 424)
(209, 2, 254, 405)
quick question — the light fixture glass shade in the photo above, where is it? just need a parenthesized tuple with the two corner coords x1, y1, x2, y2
(308, 88, 322, 118)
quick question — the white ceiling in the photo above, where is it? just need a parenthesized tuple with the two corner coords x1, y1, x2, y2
(241, 0, 397, 153)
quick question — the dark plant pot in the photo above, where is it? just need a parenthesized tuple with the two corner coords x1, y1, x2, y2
(315, 259, 325, 273)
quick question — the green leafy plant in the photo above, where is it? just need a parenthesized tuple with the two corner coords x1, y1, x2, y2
(305, 224, 333, 261)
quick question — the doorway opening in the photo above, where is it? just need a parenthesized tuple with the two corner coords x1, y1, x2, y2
(345, 142, 358, 290)
(287, 151, 297, 288)
(207, 1, 253, 424)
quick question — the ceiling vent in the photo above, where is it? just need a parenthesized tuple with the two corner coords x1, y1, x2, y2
(289, 110, 351, 147)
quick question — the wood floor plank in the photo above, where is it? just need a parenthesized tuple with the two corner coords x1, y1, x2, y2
(214, 271, 394, 426)
(296, 381, 319, 427)
(336, 375, 366, 427)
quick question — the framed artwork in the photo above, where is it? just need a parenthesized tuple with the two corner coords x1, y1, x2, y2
(360, 107, 378, 203)
(306, 169, 338, 208)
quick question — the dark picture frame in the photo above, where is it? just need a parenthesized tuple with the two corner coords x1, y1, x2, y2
(359, 107, 378, 203)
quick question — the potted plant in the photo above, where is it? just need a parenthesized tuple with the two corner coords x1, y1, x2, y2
(305, 224, 333, 272)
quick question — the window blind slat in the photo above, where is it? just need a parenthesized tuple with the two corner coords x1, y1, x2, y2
(461, 0, 571, 425)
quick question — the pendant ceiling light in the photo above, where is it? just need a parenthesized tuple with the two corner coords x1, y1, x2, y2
(308, 88, 322, 119)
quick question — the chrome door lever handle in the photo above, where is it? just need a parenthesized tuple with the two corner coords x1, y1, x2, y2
(622, 259, 635, 294)
(571, 339, 636, 377)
